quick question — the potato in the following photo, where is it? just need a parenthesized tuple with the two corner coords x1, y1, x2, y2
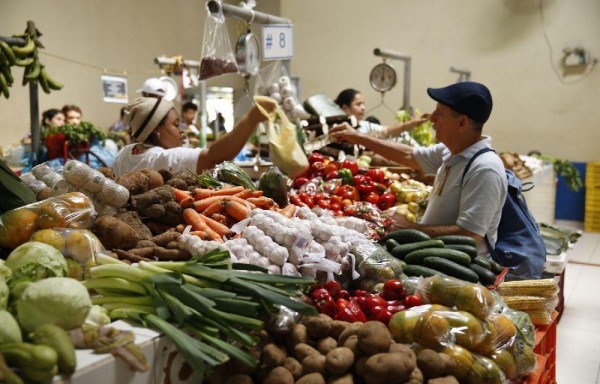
(364, 353, 416, 384)
(357, 321, 392, 356)
(303, 315, 333, 340)
(296, 372, 325, 384)
(354, 356, 368, 379)
(224, 374, 253, 384)
(325, 347, 354, 375)
(283, 357, 303, 380)
(428, 376, 459, 384)
(337, 322, 362, 346)
(327, 373, 354, 384)
(316, 337, 338, 355)
(329, 320, 350, 339)
(342, 335, 361, 359)
(438, 352, 456, 374)
(405, 367, 424, 383)
(263, 366, 294, 384)
(262, 343, 288, 368)
(294, 343, 320, 362)
(388, 343, 416, 367)
(417, 349, 445, 379)
(287, 324, 309, 350)
(302, 354, 326, 374)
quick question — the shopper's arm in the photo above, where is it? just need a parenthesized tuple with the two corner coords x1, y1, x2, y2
(383, 114, 430, 138)
(196, 99, 277, 172)
(328, 122, 422, 171)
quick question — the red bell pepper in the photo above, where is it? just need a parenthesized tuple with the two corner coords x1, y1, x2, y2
(325, 170, 339, 181)
(365, 192, 380, 205)
(324, 280, 342, 299)
(308, 152, 326, 165)
(337, 185, 360, 201)
(378, 192, 397, 210)
(341, 160, 359, 176)
(311, 288, 338, 318)
(354, 175, 374, 195)
(367, 168, 386, 184)
(294, 177, 309, 190)
(335, 298, 367, 323)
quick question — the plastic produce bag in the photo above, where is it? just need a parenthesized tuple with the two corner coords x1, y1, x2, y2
(0, 192, 96, 249)
(418, 275, 495, 320)
(441, 344, 508, 383)
(30, 228, 104, 280)
(199, 0, 238, 80)
(254, 95, 309, 179)
(255, 61, 310, 121)
(350, 241, 404, 292)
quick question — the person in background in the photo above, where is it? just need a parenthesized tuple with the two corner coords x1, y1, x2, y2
(329, 82, 507, 256)
(111, 96, 277, 177)
(109, 107, 128, 133)
(335, 88, 429, 139)
(62, 105, 82, 125)
(137, 78, 166, 98)
(180, 101, 200, 134)
(41, 109, 66, 130)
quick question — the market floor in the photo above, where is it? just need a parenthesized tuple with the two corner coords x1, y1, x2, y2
(556, 229, 600, 383)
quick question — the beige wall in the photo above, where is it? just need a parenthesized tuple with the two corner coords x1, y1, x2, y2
(1, 0, 598, 162)
(282, 0, 600, 162)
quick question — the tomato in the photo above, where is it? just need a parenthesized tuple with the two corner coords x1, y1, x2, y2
(337, 185, 359, 201)
(354, 295, 367, 308)
(383, 280, 406, 300)
(299, 192, 314, 208)
(403, 294, 422, 308)
(310, 162, 325, 174)
(308, 152, 325, 165)
(325, 170, 339, 180)
(353, 290, 368, 297)
(330, 202, 341, 211)
(375, 309, 393, 324)
(340, 160, 359, 175)
(363, 295, 388, 310)
(338, 290, 350, 300)
(341, 199, 353, 206)
(289, 194, 307, 207)
(313, 192, 326, 204)
(324, 280, 341, 299)
(294, 177, 309, 190)
(317, 199, 331, 209)
(365, 192, 380, 205)
(378, 192, 397, 210)
(330, 195, 343, 205)
(324, 161, 340, 175)
(386, 305, 406, 314)
(367, 168, 386, 183)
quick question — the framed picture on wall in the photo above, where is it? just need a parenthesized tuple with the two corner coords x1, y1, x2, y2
(101, 75, 128, 103)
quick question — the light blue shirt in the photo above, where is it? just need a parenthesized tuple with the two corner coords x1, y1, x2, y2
(413, 137, 507, 255)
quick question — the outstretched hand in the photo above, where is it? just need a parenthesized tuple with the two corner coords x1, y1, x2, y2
(328, 122, 362, 144)
(254, 96, 278, 115)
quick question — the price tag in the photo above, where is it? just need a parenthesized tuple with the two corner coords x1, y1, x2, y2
(261, 24, 294, 60)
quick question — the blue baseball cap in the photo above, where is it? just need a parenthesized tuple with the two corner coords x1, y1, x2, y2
(427, 82, 493, 124)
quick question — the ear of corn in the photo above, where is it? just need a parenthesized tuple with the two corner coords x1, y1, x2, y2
(497, 278, 559, 297)
(502, 295, 549, 311)
(526, 310, 553, 326)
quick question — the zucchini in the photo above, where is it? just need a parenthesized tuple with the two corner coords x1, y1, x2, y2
(469, 264, 497, 286)
(423, 257, 479, 283)
(473, 256, 492, 270)
(391, 240, 445, 260)
(443, 244, 477, 260)
(385, 239, 401, 252)
(380, 229, 430, 245)
(405, 248, 472, 267)
(489, 259, 504, 275)
(435, 235, 476, 247)
(403, 264, 445, 278)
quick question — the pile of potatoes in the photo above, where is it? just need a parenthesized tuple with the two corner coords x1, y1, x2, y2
(216, 314, 461, 384)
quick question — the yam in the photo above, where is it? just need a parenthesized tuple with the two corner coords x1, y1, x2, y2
(152, 231, 180, 247)
(140, 169, 164, 189)
(115, 211, 153, 240)
(93, 216, 140, 250)
(357, 321, 392, 356)
(157, 168, 173, 183)
(166, 178, 188, 190)
(136, 240, 157, 248)
(117, 170, 151, 195)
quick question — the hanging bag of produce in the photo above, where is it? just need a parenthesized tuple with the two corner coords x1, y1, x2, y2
(254, 96, 309, 179)
(199, 0, 239, 80)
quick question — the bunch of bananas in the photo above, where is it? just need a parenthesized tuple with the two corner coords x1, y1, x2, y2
(0, 30, 63, 99)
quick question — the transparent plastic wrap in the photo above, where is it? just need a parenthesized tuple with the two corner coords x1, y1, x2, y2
(0, 192, 96, 249)
(31, 163, 63, 188)
(266, 306, 301, 337)
(199, 0, 238, 80)
(490, 291, 536, 348)
(413, 308, 489, 350)
(441, 344, 508, 384)
(351, 241, 404, 292)
(30, 228, 104, 280)
(254, 61, 309, 121)
(418, 275, 495, 320)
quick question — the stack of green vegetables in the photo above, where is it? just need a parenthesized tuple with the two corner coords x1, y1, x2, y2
(84, 250, 317, 378)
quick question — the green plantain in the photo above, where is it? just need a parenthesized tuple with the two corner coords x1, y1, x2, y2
(24, 59, 40, 81)
(38, 67, 51, 93)
(14, 56, 34, 67)
(0, 41, 17, 65)
(11, 35, 35, 58)
(0, 62, 14, 85)
(41, 66, 63, 91)
(0, 72, 10, 98)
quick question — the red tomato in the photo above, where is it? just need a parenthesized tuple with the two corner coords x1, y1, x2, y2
(375, 309, 393, 324)
(299, 192, 314, 208)
(331, 195, 343, 205)
(313, 193, 326, 204)
(310, 162, 325, 174)
(330, 202, 342, 211)
(294, 177, 309, 189)
(324, 162, 340, 175)
(365, 192, 380, 205)
(332, 210, 344, 217)
(364, 295, 388, 310)
(378, 192, 397, 210)
(324, 280, 341, 299)
(403, 294, 423, 308)
(383, 280, 406, 300)
(341, 199, 353, 206)
(367, 168, 386, 183)
(317, 199, 331, 209)
(308, 152, 325, 164)
(325, 170, 339, 180)
(340, 160, 359, 175)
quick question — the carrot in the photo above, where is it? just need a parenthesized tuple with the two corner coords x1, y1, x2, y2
(194, 195, 256, 212)
(203, 200, 225, 216)
(211, 186, 245, 196)
(183, 208, 222, 240)
(251, 190, 264, 197)
(223, 200, 250, 221)
(211, 213, 228, 225)
(279, 204, 296, 218)
(234, 189, 253, 199)
(199, 213, 232, 237)
(173, 188, 192, 202)
(193, 188, 215, 201)
(247, 197, 276, 209)
(222, 196, 256, 209)
(189, 231, 210, 240)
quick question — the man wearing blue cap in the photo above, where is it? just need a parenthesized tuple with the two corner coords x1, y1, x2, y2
(329, 82, 507, 256)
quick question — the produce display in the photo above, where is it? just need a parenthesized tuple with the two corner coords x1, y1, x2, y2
(496, 279, 559, 325)
(0, 157, 558, 384)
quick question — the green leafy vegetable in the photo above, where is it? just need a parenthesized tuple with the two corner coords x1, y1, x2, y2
(532, 154, 583, 192)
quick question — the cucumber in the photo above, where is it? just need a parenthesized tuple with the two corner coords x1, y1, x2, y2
(423, 257, 479, 283)
(391, 240, 445, 260)
(385, 239, 401, 252)
(469, 264, 497, 286)
(403, 264, 446, 278)
(473, 256, 492, 270)
(489, 259, 504, 275)
(443, 244, 477, 260)
(435, 235, 477, 247)
(380, 229, 430, 245)
(405, 248, 472, 267)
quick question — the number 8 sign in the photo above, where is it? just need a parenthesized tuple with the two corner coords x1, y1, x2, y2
(262, 24, 294, 60)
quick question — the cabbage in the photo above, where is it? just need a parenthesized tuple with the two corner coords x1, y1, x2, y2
(0, 259, 11, 282)
(0, 310, 22, 344)
(16, 277, 92, 333)
(0, 279, 8, 310)
(84, 305, 111, 327)
(5, 241, 68, 286)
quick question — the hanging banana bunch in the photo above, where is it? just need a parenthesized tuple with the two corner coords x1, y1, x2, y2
(0, 24, 63, 99)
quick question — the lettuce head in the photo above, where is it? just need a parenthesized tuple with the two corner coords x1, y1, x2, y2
(5, 241, 68, 287)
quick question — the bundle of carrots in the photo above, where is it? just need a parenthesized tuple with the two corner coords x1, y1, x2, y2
(172, 185, 297, 241)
